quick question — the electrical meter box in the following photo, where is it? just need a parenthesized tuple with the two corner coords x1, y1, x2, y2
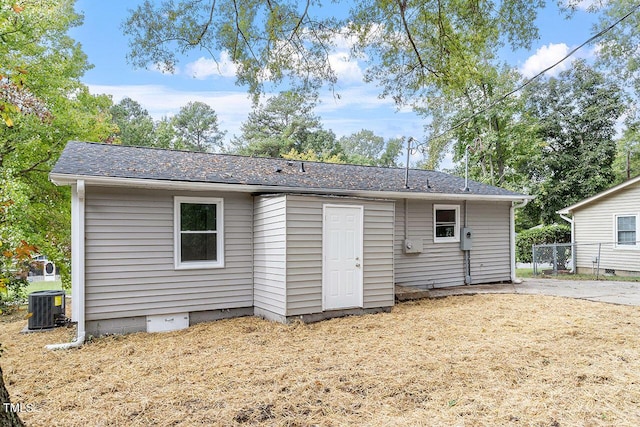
(460, 227, 473, 251)
(403, 238, 423, 254)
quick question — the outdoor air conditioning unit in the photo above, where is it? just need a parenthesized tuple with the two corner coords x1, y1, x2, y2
(28, 290, 66, 330)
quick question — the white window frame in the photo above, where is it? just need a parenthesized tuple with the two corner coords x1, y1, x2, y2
(613, 213, 639, 250)
(174, 196, 224, 269)
(433, 204, 460, 243)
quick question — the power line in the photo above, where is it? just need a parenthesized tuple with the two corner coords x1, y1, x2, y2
(417, 2, 640, 150)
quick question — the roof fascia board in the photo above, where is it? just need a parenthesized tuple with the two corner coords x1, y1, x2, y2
(50, 173, 533, 202)
(557, 175, 640, 215)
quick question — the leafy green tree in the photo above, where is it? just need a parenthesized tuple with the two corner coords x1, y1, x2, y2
(154, 116, 178, 149)
(123, 1, 546, 104)
(521, 60, 624, 225)
(0, 2, 113, 420)
(231, 91, 341, 158)
(594, 1, 640, 102)
(339, 130, 403, 167)
(110, 97, 156, 146)
(422, 66, 539, 191)
(282, 148, 346, 164)
(591, 1, 640, 184)
(349, 1, 543, 107)
(612, 122, 640, 183)
(173, 101, 226, 152)
(1, 0, 116, 288)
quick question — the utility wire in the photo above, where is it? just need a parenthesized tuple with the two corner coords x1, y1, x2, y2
(417, 2, 640, 149)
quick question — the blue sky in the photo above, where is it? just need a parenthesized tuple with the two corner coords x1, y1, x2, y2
(70, 0, 600, 168)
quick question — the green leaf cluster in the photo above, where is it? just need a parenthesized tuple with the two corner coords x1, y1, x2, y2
(124, 0, 340, 102)
(1, 0, 117, 288)
(516, 224, 571, 264)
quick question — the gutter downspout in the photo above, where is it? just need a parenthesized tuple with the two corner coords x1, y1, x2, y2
(510, 198, 530, 284)
(559, 213, 575, 273)
(463, 200, 471, 284)
(46, 180, 86, 350)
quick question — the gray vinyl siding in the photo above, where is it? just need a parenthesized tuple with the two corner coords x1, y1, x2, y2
(253, 195, 287, 315)
(573, 184, 640, 273)
(467, 202, 512, 283)
(84, 187, 253, 321)
(394, 200, 511, 288)
(284, 195, 395, 316)
(362, 202, 396, 307)
(284, 197, 323, 315)
(394, 200, 465, 288)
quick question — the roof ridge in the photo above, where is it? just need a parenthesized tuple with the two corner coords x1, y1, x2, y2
(67, 140, 446, 174)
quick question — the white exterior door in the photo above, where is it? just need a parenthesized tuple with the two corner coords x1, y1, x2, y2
(323, 205, 363, 310)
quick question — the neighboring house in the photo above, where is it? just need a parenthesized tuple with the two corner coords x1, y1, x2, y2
(29, 255, 56, 282)
(558, 175, 640, 276)
(48, 141, 531, 342)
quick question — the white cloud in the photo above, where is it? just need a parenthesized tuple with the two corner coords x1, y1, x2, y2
(563, 0, 604, 11)
(520, 43, 573, 78)
(316, 86, 424, 142)
(184, 52, 237, 79)
(328, 52, 363, 83)
(520, 42, 597, 79)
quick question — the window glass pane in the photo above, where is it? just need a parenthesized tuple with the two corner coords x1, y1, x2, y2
(618, 231, 636, 245)
(436, 209, 456, 223)
(181, 233, 217, 262)
(181, 203, 216, 231)
(435, 225, 455, 238)
(618, 216, 636, 231)
(617, 216, 636, 245)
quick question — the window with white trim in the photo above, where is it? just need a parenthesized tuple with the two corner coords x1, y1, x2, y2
(434, 204, 460, 243)
(174, 197, 224, 269)
(615, 214, 638, 248)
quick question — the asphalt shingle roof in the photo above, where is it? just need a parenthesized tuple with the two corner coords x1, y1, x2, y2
(51, 141, 527, 198)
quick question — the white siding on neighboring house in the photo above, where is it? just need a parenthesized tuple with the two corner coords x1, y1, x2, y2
(394, 200, 512, 288)
(84, 188, 254, 321)
(253, 195, 287, 316)
(573, 184, 640, 274)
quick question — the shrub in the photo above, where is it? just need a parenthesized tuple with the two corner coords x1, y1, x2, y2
(516, 224, 571, 264)
(1, 240, 37, 314)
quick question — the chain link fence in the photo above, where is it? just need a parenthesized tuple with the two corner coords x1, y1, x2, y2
(532, 242, 640, 279)
(532, 243, 574, 276)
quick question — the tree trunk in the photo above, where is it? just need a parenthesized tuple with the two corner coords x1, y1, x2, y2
(0, 364, 25, 427)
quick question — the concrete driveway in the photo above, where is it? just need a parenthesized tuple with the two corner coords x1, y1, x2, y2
(422, 278, 640, 306)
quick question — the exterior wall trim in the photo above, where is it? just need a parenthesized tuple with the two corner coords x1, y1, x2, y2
(173, 196, 226, 269)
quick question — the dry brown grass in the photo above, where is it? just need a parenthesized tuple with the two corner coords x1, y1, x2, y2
(2, 294, 640, 426)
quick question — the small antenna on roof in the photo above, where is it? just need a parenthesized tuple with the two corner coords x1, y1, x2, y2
(404, 137, 414, 189)
(299, 162, 305, 173)
(463, 138, 479, 192)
